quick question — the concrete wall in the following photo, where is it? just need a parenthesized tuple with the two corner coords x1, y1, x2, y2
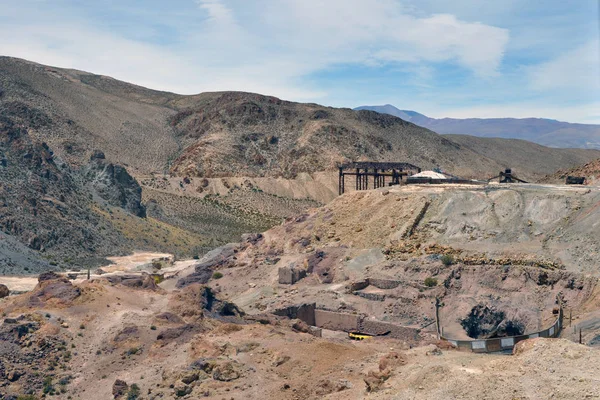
(314, 309, 360, 332)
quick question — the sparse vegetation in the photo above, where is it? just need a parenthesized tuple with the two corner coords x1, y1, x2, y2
(126, 346, 141, 356)
(42, 376, 55, 395)
(126, 384, 141, 400)
(212, 272, 224, 279)
(440, 254, 455, 266)
(424, 277, 438, 287)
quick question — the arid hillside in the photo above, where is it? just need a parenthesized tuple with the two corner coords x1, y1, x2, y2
(2, 183, 600, 398)
(444, 135, 600, 181)
(543, 158, 600, 185)
(3, 55, 600, 275)
(2, 56, 599, 182)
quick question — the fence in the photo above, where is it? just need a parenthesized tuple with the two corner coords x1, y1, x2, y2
(440, 308, 563, 353)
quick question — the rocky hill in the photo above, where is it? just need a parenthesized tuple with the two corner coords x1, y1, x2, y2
(3, 56, 600, 274)
(543, 158, 600, 185)
(0, 118, 128, 272)
(3, 57, 599, 181)
(356, 104, 600, 149)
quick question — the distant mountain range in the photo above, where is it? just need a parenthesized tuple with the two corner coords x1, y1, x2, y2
(354, 105, 600, 149)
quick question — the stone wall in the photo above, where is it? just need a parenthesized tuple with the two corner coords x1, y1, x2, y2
(347, 280, 370, 292)
(367, 278, 401, 290)
(278, 265, 307, 285)
(273, 303, 316, 326)
(273, 305, 421, 341)
(354, 292, 386, 301)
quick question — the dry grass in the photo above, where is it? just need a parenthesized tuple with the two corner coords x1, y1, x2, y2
(92, 206, 207, 258)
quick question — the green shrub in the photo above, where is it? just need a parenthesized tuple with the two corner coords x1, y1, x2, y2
(424, 277, 438, 287)
(127, 384, 141, 400)
(440, 254, 455, 266)
(212, 272, 223, 279)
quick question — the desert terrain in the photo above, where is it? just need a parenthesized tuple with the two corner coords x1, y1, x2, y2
(2, 182, 600, 399)
(2, 56, 600, 399)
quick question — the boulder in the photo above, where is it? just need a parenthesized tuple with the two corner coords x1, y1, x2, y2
(189, 358, 217, 373)
(174, 381, 192, 397)
(154, 312, 184, 325)
(112, 379, 128, 398)
(175, 266, 212, 289)
(212, 362, 241, 381)
(104, 274, 157, 290)
(38, 271, 62, 282)
(31, 274, 80, 304)
(0, 284, 9, 298)
(156, 324, 198, 342)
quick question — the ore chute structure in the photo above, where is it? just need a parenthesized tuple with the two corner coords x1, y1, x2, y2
(488, 168, 528, 183)
(338, 161, 421, 195)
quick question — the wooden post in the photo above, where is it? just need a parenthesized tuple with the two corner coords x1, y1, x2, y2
(579, 328, 582, 344)
(338, 167, 343, 195)
(570, 310, 572, 327)
(434, 297, 441, 339)
(356, 168, 360, 190)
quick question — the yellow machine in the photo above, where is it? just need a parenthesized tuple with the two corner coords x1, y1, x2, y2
(348, 332, 373, 341)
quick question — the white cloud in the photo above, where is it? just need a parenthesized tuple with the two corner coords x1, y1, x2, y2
(528, 39, 600, 92)
(196, 0, 235, 23)
(255, 0, 509, 77)
(0, 0, 510, 100)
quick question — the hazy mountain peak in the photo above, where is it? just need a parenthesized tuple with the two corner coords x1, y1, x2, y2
(354, 105, 600, 149)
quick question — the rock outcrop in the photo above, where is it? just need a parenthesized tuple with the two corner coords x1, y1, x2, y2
(0, 283, 9, 298)
(83, 150, 146, 217)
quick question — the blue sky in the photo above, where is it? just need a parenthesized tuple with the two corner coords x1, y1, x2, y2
(0, 0, 598, 123)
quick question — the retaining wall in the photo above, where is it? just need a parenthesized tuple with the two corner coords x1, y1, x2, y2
(368, 278, 402, 290)
(347, 278, 402, 293)
(273, 303, 316, 326)
(441, 309, 563, 353)
(354, 292, 386, 301)
(274, 305, 421, 341)
(359, 319, 420, 340)
(313, 309, 360, 332)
